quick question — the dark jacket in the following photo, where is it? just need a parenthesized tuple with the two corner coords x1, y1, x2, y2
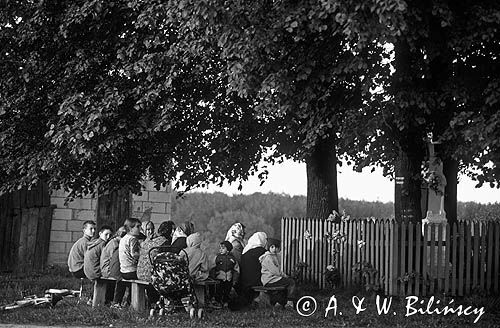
(239, 247, 266, 288)
(170, 236, 187, 254)
(84, 238, 107, 280)
(214, 253, 240, 282)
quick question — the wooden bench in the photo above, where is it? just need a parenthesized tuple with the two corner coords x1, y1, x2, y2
(92, 277, 151, 312)
(94, 277, 220, 311)
(251, 286, 286, 307)
(193, 279, 220, 307)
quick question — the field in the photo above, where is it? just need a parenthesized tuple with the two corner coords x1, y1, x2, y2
(1, 267, 499, 327)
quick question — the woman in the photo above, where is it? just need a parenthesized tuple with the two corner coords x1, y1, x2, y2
(225, 223, 246, 263)
(170, 221, 195, 253)
(143, 221, 156, 239)
(137, 221, 175, 282)
(238, 232, 268, 304)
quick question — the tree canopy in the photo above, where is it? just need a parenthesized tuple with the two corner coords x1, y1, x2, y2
(1, 0, 499, 221)
(0, 0, 271, 197)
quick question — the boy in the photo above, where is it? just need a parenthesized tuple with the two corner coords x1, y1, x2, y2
(84, 225, 113, 280)
(259, 238, 295, 309)
(68, 220, 96, 278)
(213, 241, 240, 307)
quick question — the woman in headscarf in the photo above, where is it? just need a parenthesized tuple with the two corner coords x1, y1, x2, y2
(170, 221, 195, 253)
(238, 232, 268, 304)
(137, 221, 175, 282)
(179, 232, 209, 282)
(225, 223, 246, 263)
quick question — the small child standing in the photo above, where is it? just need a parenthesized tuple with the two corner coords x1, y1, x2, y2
(180, 232, 209, 282)
(67, 220, 96, 278)
(84, 225, 113, 280)
(259, 238, 296, 309)
(213, 241, 240, 307)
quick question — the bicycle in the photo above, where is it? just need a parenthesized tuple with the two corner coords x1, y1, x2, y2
(0, 288, 81, 311)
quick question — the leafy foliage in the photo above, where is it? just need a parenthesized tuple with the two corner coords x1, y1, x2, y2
(0, 0, 271, 197)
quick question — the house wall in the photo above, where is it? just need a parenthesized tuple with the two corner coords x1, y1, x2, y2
(46, 182, 172, 266)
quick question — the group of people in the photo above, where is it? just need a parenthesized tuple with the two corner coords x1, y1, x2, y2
(67, 218, 296, 309)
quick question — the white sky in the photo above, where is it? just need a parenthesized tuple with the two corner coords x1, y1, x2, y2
(192, 159, 500, 204)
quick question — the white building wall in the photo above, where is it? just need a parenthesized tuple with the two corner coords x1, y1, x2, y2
(46, 182, 172, 266)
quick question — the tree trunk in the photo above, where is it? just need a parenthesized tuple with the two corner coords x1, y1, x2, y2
(392, 41, 425, 223)
(306, 136, 339, 220)
(443, 157, 458, 224)
(394, 147, 424, 223)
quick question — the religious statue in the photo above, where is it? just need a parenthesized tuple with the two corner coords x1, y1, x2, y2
(424, 133, 446, 223)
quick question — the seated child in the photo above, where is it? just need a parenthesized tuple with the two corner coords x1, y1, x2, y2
(100, 226, 127, 280)
(100, 226, 127, 305)
(213, 241, 240, 307)
(67, 220, 96, 279)
(259, 238, 296, 309)
(113, 218, 142, 307)
(179, 232, 209, 282)
(84, 225, 113, 280)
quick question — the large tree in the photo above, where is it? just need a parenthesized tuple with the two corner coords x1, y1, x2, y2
(0, 0, 271, 197)
(165, 0, 406, 219)
(346, 0, 500, 222)
(1, 0, 407, 219)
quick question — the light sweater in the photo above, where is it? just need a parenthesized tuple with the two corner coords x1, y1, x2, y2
(259, 251, 283, 285)
(67, 235, 91, 273)
(119, 234, 140, 273)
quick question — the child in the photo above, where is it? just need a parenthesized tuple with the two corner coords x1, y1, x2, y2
(113, 218, 142, 307)
(84, 225, 113, 280)
(100, 226, 127, 306)
(213, 241, 240, 307)
(179, 232, 209, 282)
(67, 220, 96, 278)
(119, 218, 142, 279)
(259, 238, 295, 309)
(100, 226, 127, 280)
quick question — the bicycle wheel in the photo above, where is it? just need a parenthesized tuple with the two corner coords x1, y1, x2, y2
(0, 299, 35, 311)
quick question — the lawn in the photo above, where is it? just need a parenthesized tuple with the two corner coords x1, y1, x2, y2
(1, 267, 499, 327)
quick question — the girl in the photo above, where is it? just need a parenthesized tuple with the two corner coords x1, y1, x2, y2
(112, 218, 141, 307)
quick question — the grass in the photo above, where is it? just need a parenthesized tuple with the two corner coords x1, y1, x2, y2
(1, 267, 499, 327)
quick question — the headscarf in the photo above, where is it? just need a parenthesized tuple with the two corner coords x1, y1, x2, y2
(171, 221, 194, 244)
(242, 232, 267, 254)
(225, 223, 246, 247)
(186, 232, 202, 248)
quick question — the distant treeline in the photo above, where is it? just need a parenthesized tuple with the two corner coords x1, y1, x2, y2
(171, 192, 499, 261)
(172, 192, 500, 231)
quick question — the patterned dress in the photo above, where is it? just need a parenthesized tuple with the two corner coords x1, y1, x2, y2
(137, 236, 167, 282)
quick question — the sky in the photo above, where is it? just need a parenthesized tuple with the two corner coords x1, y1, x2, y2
(193, 159, 500, 204)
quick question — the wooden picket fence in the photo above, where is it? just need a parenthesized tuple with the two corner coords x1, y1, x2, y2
(281, 217, 500, 296)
